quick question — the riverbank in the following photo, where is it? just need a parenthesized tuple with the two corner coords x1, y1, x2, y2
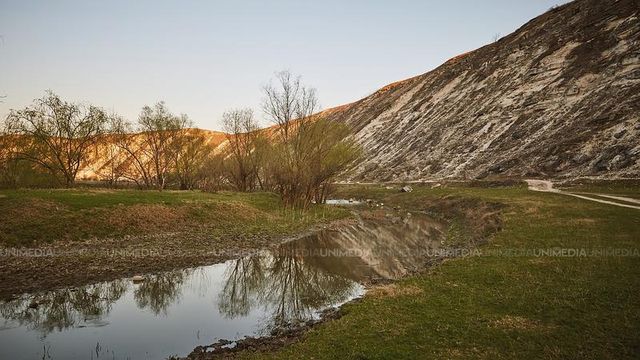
(223, 182, 640, 359)
(0, 189, 351, 299)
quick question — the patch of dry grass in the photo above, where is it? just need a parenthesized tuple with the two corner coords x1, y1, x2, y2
(367, 284, 424, 298)
(490, 315, 556, 332)
(0, 189, 350, 246)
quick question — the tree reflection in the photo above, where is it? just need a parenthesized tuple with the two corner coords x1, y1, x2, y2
(0, 214, 445, 339)
(218, 255, 266, 318)
(218, 242, 358, 330)
(133, 269, 190, 315)
(0, 268, 191, 334)
(0, 280, 127, 334)
(217, 213, 445, 331)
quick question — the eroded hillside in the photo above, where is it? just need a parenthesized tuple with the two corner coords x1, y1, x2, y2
(324, 0, 640, 181)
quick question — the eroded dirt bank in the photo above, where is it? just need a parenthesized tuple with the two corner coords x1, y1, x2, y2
(0, 190, 353, 301)
(182, 197, 503, 359)
(0, 219, 356, 301)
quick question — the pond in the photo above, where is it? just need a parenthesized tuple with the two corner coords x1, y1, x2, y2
(0, 213, 445, 360)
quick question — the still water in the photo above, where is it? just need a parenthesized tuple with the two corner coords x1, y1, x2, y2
(0, 213, 444, 359)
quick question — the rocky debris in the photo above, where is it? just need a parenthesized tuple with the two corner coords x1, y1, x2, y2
(325, 0, 640, 181)
(185, 308, 345, 359)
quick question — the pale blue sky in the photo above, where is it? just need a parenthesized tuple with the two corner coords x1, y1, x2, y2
(0, 0, 567, 130)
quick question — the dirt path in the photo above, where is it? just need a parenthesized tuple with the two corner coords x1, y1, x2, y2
(589, 193, 640, 205)
(525, 180, 640, 210)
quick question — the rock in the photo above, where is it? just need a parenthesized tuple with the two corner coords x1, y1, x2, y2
(132, 275, 145, 283)
(400, 186, 413, 193)
(613, 129, 626, 139)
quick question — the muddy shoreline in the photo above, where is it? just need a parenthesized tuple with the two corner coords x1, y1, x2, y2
(184, 305, 351, 360)
(181, 198, 504, 359)
(0, 218, 357, 301)
(181, 254, 474, 359)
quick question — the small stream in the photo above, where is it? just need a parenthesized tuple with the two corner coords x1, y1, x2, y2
(0, 212, 445, 360)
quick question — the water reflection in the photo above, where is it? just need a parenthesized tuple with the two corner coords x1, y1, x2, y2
(135, 270, 190, 315)
(0, 213, 445, 360)
(279, 214, 445, 282)
(218, 248, 357, 331)
(216, 213, 443, 329)
(219, 256, 265, 319)
(0, 280, 127, 334)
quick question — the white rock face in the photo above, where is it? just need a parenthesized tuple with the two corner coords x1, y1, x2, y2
(326, 0, 640, 181)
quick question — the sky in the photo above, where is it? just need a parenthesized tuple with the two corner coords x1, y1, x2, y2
(0, 0, 568, 131)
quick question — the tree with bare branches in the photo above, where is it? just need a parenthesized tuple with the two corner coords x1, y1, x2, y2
(262, 71, 360, 208)
(137, 102, 192, 190)
(221, 108, 266, 192)
(198, 153, 227, 192)
(4, 91, 109, 187)
(108, 115, 154, 188)
(171, 130, 214, 190)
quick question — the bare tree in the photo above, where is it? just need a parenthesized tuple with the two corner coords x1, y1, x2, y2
(106, 104, 195, 190)
(221, 108, 264, 191)
(262, 71, 318, 142)
(4, 91, 109, 187)
(198, 153, 227, 192)
(300, 119, 361, 204)
(0, 130, 14, 186)
(108, 115, 154, 188)
(137, 102, 192, 190)
(171, 130, 213, 190)
(262, 71, 360, 208)
(88, 115, 131, 187)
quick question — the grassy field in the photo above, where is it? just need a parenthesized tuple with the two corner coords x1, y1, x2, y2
(234, 183, 640, 359)
(0, 188, 349, 246)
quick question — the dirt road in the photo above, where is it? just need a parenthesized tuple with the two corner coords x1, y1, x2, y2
(525, 180, 640, 210)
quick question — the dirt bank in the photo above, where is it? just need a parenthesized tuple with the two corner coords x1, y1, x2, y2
(0, 219, 356, 301)
(181, 196, 504, 359)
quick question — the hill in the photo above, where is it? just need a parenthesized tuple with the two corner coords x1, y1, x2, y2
(322, 0, 640, 181)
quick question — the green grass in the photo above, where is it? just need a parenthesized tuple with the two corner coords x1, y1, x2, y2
(0, 188, 278, 210)
(238, 183, 640, 359)
(0, 188, 350, 246)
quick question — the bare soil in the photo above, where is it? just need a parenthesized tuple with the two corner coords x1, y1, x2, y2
(0, 219, 356, 301)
